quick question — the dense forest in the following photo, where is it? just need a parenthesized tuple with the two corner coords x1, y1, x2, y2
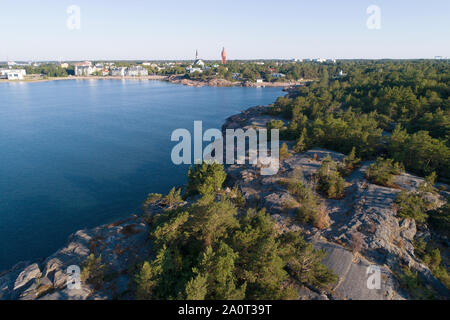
(133, 164, 337, 299)
(186, 60, 326, 82)
(268, 60, 449, 181)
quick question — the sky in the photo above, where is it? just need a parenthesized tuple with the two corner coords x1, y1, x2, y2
(1, 0, 449, 61)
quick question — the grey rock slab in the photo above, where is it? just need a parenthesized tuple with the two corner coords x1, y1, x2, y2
(13, 263, 42, 292)
(39, 287, 92, 300)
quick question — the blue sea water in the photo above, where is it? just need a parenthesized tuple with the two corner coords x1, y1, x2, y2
(0, 79, 282, 270)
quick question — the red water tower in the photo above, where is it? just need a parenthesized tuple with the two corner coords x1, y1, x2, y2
(221, 47, 227, 65)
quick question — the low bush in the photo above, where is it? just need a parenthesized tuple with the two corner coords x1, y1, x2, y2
(395, 191, 428, 224)
(398, 267, 436, 300)
(142, 193, 162, 212)
(81, 254, 106, 289)
(341, 147, 361, 176)
(279, 142, 292, 161)
(317, 156, 345, 199)
(413, 239, 450, 289)
(365, 157, 404, 187)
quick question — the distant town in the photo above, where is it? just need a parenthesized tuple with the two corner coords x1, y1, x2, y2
(0, 48, 355, 86)
(2, 49, 448, 87)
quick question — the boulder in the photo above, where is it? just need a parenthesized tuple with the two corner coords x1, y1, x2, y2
(13, 263, 42, 292)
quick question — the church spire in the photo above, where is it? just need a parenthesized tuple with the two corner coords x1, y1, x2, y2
(221, 47, 227, 65)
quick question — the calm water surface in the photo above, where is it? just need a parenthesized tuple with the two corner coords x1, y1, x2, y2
(0, 79, 282, 270)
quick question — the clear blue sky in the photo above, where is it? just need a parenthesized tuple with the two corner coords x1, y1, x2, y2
(1, 0, 449, 60)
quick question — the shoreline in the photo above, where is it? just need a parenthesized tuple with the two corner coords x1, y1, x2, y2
(0, 75, 169, 83)
(0, 74, 310, 89)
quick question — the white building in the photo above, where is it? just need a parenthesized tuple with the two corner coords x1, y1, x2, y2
(126, 66, 148, 76)
(272, 73, 286, 78)
(111, 67, 127, 77)
(0, 69, 26, 80)
(74, 61, 93, 76)
(193, 59, 205, 68)
(187, 67, 203, 74)
(75, 66, 94, 76)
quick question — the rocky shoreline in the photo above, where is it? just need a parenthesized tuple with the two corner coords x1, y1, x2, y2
(167, 75, 309, 88)
(1, 105, 449, 300)
(1, 74, 308, 90)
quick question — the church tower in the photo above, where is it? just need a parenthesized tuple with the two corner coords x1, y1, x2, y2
(221, 47, 227, 65)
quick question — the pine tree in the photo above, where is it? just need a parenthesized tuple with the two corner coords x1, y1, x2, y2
(279, 232, 337, 288)
(186, 162, 227, 197)
(163, 187, 183, 207)
(185, 270, 208, 300)
(343, 147, 361, 171)
(317, 156, 345, 199)
(279, 142, 292, 161)
(135, 248, 165, 299)
(293, 128, 308, 153)
(198, 243, 246, 299)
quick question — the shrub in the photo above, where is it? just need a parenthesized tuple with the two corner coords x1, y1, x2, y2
(317, 156, 345, 199)
(341, 147, 361, 175)
(280, 170, 330, 229)
(163, 187, 183, 208)
(81, 254, 106, 289)
(418, 172, 437, 193)
(428, 203, 450, 238)
(293, 128, 308, 153)
(433, 265, 450, 289)
(135, 251, 164, 299)
(413, 239, 450, 289)
(365, 157, 404, 187)
(294, 184, 330, 229)
(267, 119, 285, 131)
(395, 191, 428, 224)
(398, 267, 436, 300)
(279, 232, 337, 289)
(313, 205, 331, 230)
(279, 142, 292, 161)
(142, 193, 162, 212)
(185, 162, 226, 197)
(227, 185, 245, 208)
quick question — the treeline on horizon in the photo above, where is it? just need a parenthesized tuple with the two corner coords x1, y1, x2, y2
(267, 59, 449, 181)
(6, 59, 449, 83)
